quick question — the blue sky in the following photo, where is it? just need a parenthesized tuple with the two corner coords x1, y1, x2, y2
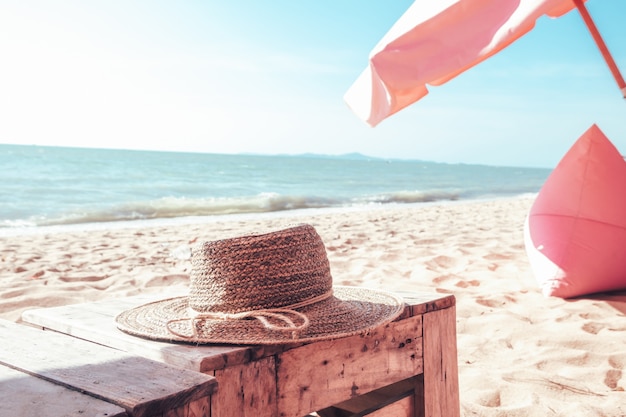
(1, 1, 624, 168)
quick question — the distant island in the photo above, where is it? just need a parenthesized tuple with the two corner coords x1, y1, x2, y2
(281, 152, 383, 161)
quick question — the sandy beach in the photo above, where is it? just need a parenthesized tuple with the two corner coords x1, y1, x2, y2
(1, 196, 624, 416)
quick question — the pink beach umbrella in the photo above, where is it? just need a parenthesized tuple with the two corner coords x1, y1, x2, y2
(345, 0, 626, 127)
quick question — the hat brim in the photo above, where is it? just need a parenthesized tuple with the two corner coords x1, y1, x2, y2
(115, 286, 404, 345)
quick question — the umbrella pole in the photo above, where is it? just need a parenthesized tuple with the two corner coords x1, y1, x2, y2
(572, 0, 626, 98)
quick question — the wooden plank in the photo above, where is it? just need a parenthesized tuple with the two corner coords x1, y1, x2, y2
(0, 364, 128, 417)
(316, 409, 351, 417)
(212, 356, 277, 417)
(421, 306, 460, 417)
(21, 293, 441, 372)
(394, 292, 456, 317)
(413, 374, 425, 417)
(0, 319, 216, 417)
(21, 296, 290, 372)
(321, 377, 417, 417)
(367, 395, 414, 417)
(22, 297, 252, 372)
(276, 315, 423, 417)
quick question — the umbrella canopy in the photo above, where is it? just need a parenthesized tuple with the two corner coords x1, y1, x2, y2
(345, 0, 625, 127)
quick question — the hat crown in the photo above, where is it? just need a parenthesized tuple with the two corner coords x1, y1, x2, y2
(189, 224, 332, 314)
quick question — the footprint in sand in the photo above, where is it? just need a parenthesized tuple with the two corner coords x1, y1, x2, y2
(605, 355, 625, 390)
(455, 279, 480, 288)
(426, 255, 458, 270)
(487, 263, 499, 271)
(581, 321, 605, 335)
(477, 390, 501, 407)
(604, 369, 623, 390)
(432, 275, 456, 285)
(475, 294, 516, 308)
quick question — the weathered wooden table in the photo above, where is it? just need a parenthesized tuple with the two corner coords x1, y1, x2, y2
(22, 292, 459, 417)
(0, 318, 216, 417)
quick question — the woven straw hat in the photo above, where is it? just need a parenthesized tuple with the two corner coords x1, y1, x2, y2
(115, 224, 404, 345)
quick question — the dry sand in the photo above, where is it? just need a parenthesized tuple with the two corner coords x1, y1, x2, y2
(1, 196, 625, 416)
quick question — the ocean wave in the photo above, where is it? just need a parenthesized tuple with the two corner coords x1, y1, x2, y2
(0, 190, 467, 228)
(359, 190, 460, 204)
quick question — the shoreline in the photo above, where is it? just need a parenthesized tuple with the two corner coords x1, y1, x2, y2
(0, 193, 536, 238)
(1, 194, 625, 415)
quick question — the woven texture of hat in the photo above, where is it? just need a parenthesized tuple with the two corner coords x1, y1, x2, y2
(115, 225, 405, 345)
(189, 224, 331, 313)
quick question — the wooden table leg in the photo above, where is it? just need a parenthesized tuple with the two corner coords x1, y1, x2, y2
(420, 306, 460, 417)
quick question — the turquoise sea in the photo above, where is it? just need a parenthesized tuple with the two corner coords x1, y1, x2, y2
(0, 144, 550, 230)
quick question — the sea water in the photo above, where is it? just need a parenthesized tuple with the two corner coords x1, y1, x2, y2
(0, 144, 550, 230)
